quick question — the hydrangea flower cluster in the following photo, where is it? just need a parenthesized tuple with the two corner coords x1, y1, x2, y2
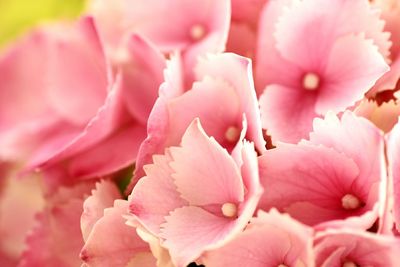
(1, 0, 400, 266)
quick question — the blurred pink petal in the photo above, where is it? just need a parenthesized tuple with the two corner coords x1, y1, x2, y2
(81, 200, 156, 267)
(202, 209, 314, 267)
(81, 180, 121, 241)
(315, 229, 400, 267)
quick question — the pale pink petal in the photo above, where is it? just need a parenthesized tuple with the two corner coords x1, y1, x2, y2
(316, 34, 389, 114)
(129, 150, 188, 235)
(202, 209, 314, 267)
(387, 120, 400, 232)
(275, 0, 390, 67)
(255, 0, 303, 93)
(308, 112, 385, 205)
(81, 200, 155, 267)
(18, 182, 95, 267)
(169, 118, 244, 206)
(195, 53, 266, 153)
(259, 84, 318, 144)
(44, 17, 109, 126)
(160, 206, 236, 267)
(119, 34, 166, 124)
(258, 143, 377, 228)
(167, 76, 241, 150)
(315, 229, 400, 267)
(231, 0, 268, 27)
(81, 180, 121, 241)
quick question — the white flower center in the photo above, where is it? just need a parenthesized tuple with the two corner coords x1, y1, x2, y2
(302, 72, 320, 90)
(221, 202, 238, 218)
(190, 24, 206, 41)
(341, 194, 362, 210)
(225, 126, 240, 143)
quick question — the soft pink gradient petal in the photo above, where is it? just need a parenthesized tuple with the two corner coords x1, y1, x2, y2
(195, 53, 266, 153)
(259, 84, 318, 144)
(231, 0, 268, 27)
(258, 143, 377, 228)
(129, 150, 188, 235)
(81, 180, 121, 241)
(202, 209, 314, 267)
(119, 34, 166, 124)
(44, 17, 109, 126)
(316, 34, 389, 114)
(169, 118, 244, 206)
(275, 0, 390, 67)
(167, 76, 241, 150)
(160, 206, 236, 267)
(315, 229, 400, 267)
(387, 120, 400, 232)
(18, 183, 94, 267)
(255, 0, 303, 93)
(81, 200, 155, 267)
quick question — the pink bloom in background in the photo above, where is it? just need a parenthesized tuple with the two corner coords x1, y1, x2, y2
(315, 229, 400, 266)
(201, 209, 314, 267)
(258, 112, 385, 230)
(256, 0, 389, 143)
(129, 119, 262, 266)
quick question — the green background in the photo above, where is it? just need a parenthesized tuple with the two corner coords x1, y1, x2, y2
(0, 0, 85, 47)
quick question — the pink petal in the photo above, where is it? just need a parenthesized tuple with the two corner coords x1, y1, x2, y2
(275, 0, 390, 67)
(129, 150, 188, 235)
(169, 118, 244, 206)
(18, 184, 92, 267)
(316, 34, 389, 114)
(202, 209, 314, 267)
(119, 34, 166, 124)
(195, 53, 266, 153)
(315, 229, 400, 267)
(81, 180, 121, 241)
(387, 120, 400, 232)
(160, 206, 236, 267)
(255, 0, 303, 93)
(44, 17, 109, 126)
(259, 84, 318, 144)
(258, 143, 377, 228)
(231, 0, 268, 27)
(81, 200, 155, 267)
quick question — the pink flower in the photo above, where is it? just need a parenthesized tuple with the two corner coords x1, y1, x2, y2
(387, 120, 400, 233)
(256, 0, 389, 143)
(128, 119, 262, 266)
(80, 181, 158, 267)
(201, 209, 314, 267)
(315, 229, 400, 266)
(258, 112, 385, 230)
(132, 53, 265, 186)
(87, 0, 230, 85)
(0, 17, 166, 189)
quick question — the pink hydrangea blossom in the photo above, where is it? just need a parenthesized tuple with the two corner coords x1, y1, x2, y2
(129, 119, 262, 266)
(256, 0, 389, 143)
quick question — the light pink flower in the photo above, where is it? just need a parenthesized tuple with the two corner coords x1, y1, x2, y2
(256, 0, 389, 143)
(132, 53, 265, 186)
(87, 0, 230, 85)
(315, 229, 400, 267)
(129, 119, 262, 267)
(201, 209, 314, 267)
(258, 112, 385, 230)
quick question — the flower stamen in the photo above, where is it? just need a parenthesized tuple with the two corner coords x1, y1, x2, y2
(221, 202, 238, 218)
(302, 72, 320, 90)
(341, 194, 362, 210)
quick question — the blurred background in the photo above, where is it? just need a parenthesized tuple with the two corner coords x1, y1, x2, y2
(0, 0, 85, 47)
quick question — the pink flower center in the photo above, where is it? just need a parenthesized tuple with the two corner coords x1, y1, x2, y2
(302, 72, 320, 90)
(277, 265, 288, 267)
(190, 24, 206, 41)
(342, 261, 358, 267)
(221, 202, 238, 218)
(341, 194, 362, 210)
(225, 126, 241, 143)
